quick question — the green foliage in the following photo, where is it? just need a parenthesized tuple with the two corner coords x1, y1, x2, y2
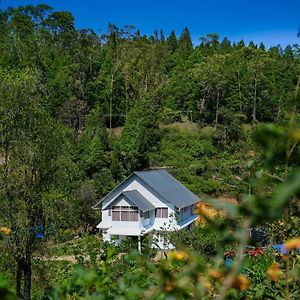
(119, 96, 161, 173)
(213, 107, 246, 148)
(242, 252, 300, 299)
(150, 126, 250, 195)
(169, 225, 224, 257)
(0, 3, 299, 299)
(0, 275, 14, 300)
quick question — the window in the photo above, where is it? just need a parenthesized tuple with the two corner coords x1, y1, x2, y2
(112, 211, 120, 221)
(143, 211, 150, 219)
(111, 206, 138, 221)
(155, 208, 161, 217)
(155, 207, 168, 218)
(191, 205, 195, 215)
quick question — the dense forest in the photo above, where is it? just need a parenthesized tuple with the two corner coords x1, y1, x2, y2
(0, 4, 300, 300)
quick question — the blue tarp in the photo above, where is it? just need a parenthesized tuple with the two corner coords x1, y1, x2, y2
(272, 244, 300, 254)
(273, 244, 287, 254)
(34, 225, 44, 239)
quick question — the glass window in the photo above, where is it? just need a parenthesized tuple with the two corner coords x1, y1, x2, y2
(155, 208, 168, 218)
(162, 208, 168, 218)
(112, 206, 138, 221)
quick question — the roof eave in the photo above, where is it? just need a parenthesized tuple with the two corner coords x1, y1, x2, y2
(93, 173, 136, 209)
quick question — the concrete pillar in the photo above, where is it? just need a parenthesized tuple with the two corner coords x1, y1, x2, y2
(138, 235, 141, 254)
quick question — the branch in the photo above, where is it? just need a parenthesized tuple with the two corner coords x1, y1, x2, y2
(216, 218, 251, 300)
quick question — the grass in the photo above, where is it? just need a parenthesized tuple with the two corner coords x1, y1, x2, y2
(47, 234, 104, 257)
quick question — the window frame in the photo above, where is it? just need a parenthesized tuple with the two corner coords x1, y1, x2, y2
(155, 207, 168, 218)
(111, 206, 139, 221)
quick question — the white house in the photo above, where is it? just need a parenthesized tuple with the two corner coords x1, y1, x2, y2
(93, 169, 199, 251)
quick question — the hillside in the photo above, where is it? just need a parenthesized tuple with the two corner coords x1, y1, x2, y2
(0, 3, 299, 300)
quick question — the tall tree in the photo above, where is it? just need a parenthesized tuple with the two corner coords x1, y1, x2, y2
(0, 68, 72, 300)
(77, 106, 114, 196)
(119, 96, 161, 173)
(167, 30, 178, 53)
(178, 27, 193, 58)
(193, 54, 228, 126)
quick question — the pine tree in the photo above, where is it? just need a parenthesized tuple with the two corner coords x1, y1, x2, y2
(248, 41, 257, 49)
(178, 27, 193, 57)
(259, 42, 266, 51)
(167, 30, 178, 53)
(119, 96, 161, 173)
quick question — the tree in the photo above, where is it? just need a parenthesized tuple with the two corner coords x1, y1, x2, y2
(213, 107, 245, 148)
(246, 50, 271, 122)
(119, 96, 161, 173)
(78, 181, 97, 232)
(167, 30, 178, 53)
(58, 98, 88, 140)
(178, 27, 193, 58)
(77, 106, 114, 196)
(0, 68, 72, 299)
(193, 54, 228, 126)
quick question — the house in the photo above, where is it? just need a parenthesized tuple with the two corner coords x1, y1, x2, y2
(93, 169, 199, 251)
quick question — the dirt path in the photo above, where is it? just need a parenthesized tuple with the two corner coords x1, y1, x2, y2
(34, 255, 77, 263)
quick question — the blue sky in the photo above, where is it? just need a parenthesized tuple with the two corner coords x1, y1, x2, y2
(2, 0, 300, 47)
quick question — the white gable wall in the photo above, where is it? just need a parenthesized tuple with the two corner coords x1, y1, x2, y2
(112, 196, 132, 207)
(102, 175, 168, 209)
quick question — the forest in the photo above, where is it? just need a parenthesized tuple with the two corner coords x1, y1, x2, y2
(0, 4, 300, 300)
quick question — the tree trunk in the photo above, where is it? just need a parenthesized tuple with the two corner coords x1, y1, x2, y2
(16, 260, 23, 300)
(252, 77, 257, 122)
(23, 259, 31, 300)
(237, 71, 243, 114)
(215, 89, 220, 128)
(198, 97, 206, 126)
(125, 82, 129, 116)
(109, 73, 114, 130)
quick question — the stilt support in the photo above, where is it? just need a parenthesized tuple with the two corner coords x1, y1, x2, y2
(138, 235, 141, 254)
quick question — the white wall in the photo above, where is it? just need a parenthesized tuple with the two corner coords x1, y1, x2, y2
(112, 196, 132, 207)
(152, 203, 177, 231)
(102, 176, 168, 209)
(100, 175, 188, 248)
(151, 231, 175, 250)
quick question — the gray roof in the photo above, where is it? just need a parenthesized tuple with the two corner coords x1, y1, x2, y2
(134, 169, 199, 209)
(94, 169, 199, 210)
(122, 190, 155, 212)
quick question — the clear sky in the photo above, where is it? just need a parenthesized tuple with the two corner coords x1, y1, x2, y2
(2, 0, 300, 47)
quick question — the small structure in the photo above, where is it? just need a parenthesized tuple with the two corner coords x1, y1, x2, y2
(94, 169, 199, 251)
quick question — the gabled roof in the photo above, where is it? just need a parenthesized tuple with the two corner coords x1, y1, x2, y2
(94, 169, 199, 210)
(134, 169, 199, 209)
(123, 190, 155, 212)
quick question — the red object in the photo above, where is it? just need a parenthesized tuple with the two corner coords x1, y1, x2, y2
(224, 250, 236, 258)
(247, 247, 264, 256)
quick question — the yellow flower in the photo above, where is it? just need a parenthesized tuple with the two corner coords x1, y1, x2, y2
(208, 269, 224, 280)
(208, 270, 249, 291)
(246, 150, 256, 158)
(267, 262, 283, 282)
(0, 226, 11, 235)
(168, 251, 189, 262)
(284, 237, 300, 251)
(289, 129, 300, 142)
(164, 280, 175, 292)
(198, 275, 213, 292)
(195, 203, 219, 224)
(231, 274, 250, 291)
